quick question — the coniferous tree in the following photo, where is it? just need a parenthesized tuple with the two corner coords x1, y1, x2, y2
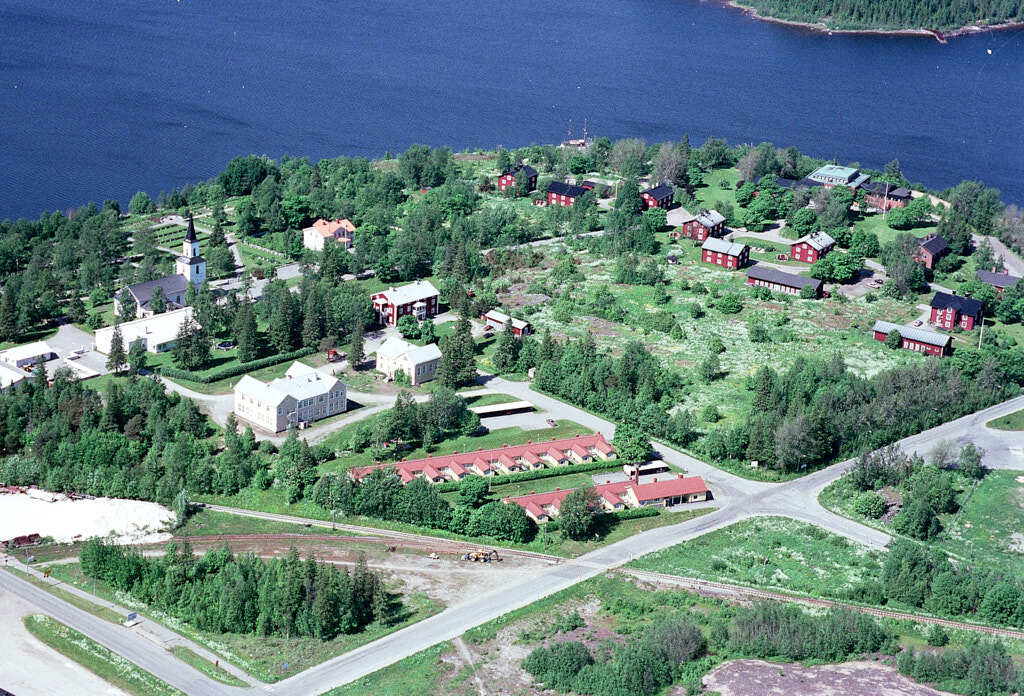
(126, 341, 148, 375)
(437, 317, 477, 387)
(233, 302, 260, 362)
(492, 321, 520, 373)
(348, 320, 365, 368)
(106, 324, 126, 373)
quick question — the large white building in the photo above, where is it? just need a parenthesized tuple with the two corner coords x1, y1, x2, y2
(233, 362, 348, 433)
(375, 336, 442, 386)
(115, 216, 206, 319)
(94, 307, 197, 355)
(0, 340, 57, 368)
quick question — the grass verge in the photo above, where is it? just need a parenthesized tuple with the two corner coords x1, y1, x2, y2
(23, 614, 185, 696)
(169, 646, 248, 687)
(987, 408, 1024, 431)
(320, 641, 453, 695)
(2, 566, 124, 623)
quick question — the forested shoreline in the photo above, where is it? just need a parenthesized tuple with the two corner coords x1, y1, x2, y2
(730, 0, 1024, 32)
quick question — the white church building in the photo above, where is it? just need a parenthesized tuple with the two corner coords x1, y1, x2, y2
(115, 216, 206, 319)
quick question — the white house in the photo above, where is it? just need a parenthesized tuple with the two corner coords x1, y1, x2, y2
(375, 336, 442, 386)
(94, 307, 197, 355)
(302, 218, 355, 252)
(233, 362, 347, 433)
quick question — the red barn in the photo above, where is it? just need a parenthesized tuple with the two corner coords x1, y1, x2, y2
(929, 291, 983, 331)
(497, 164, 538, 193)
(860, 181, 912, 211)
(371, 280, 440, 326)
(746, 265, 822, 297)
(701, 237, 749, 270)
(872, 320, 951, 356)
(546, 181, 588, 207)
(673, 209, 726, 241)
(913, 234, 949, 270)
(790, 231, 836, 264)
(640, 183, 674, 209)
(481, 309, 531, 337)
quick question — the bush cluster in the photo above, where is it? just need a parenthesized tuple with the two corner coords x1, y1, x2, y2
(159, 346, 315, 383)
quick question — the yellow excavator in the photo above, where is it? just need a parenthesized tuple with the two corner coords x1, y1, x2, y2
(461, 549, 501, 563)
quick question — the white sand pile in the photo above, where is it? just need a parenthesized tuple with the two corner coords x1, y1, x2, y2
(0, 490, 174, 545)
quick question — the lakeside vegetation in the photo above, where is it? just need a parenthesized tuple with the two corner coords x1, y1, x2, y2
(732, 0, 1024, 32)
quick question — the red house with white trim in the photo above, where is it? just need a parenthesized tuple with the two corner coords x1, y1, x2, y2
(673, 209, 726, 241)
(861, 181, 912, 211)
(546, 181, 588, 207)
(701, 237, 749, 270)
(497, 164, 538, 193)
(872, 320, 951, 356)
(640, 184, 674, 209)
(790, 231, 835, 264)
(371, 280, 440, 326)
(929, 292, 983, 331)
(481, 309, 531, 337)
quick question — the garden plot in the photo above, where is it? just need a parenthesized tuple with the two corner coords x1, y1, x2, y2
(0, 489, 173, 545)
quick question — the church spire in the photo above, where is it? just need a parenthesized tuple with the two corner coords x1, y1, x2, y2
(184, 214, 197, 242)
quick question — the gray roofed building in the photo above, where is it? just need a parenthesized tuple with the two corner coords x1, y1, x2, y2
(641, 183, 674, 200)
(701, 237, 747, 256)
(807, 165, 870, 189)
(747, 265, 822, 292)
(977, 269, 1021, 290)
(696, 209, 726, 227)
(919, 234, 949, 256)
(872, 320, 950, 348)
(930, 291, 983, 317)
(125, 275, 189, 312)
(793, 231, 836, 252)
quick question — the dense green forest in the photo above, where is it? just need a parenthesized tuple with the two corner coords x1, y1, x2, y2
(80, 540, 395, 640)
(734, 0, 1024, 31)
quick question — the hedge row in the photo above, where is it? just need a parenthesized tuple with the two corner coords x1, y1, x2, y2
(432, 459, 622, 494)
(543, 505, 660, 532)
(159, 347, 316, 384)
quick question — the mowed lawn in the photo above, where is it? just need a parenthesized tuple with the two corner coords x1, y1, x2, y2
(987, 408, 1024, 431)
(629, 516, 883, 597)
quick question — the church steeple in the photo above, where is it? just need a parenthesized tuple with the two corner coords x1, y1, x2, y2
(175, 214, 205, 287)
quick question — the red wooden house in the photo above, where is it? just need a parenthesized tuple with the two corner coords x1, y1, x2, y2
(976, 269, 1021, 299)
(497, 164, 538, 193)
(640, 183, 674, 209)
(546, 181, 588, 207)
(746, 265, 822, 297)
(860, 181, 912, 211)
(929, 291, 983, 331)
(481, 309, 531, 337)
(371, 280, 440, 326)
(790, 231, 835, 264)
(673, 209, 726, 241)
(914, 234, 949, 270)
(872, 320, 951, 356)
(701, 237, 749, 270)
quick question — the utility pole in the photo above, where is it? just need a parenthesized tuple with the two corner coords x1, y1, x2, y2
(978, 317, 984, 350)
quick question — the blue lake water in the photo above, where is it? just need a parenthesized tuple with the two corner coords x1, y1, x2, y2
(1, 0, 1022, 219)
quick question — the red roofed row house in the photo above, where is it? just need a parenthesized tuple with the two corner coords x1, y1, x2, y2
(701, 237, 749, 270)
(672, 209, 726, 241)
(507, 474, 709, 523)
(640, 184, 674, 209)
(348, 433, 617, 485)
(371, 280, 440, 326)
(789, 231, 835, 264)
(497, 164, 538, 193)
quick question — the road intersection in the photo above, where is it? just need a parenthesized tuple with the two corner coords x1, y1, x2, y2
(4, 381, 1023, 695)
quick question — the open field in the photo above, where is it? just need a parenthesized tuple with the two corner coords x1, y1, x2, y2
(988, 408, 1024, 430)
(821, 469, 1024, 575)
(629, 516, 883, 597)
(23, 614, 185, 696)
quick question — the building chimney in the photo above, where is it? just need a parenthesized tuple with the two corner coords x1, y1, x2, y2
(555, 487, 560, 491)
(530, 490, 535, 495)
(653, 477, 658, 483)
(678, 473, 684, 479)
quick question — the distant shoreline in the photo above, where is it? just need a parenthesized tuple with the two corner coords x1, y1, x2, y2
(725, 0, 1024, 42)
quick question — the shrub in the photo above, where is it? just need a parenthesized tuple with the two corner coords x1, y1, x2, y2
(925, 624, 949, 647)
(523, 641, 593, 691)
(851, 491, 886, 519)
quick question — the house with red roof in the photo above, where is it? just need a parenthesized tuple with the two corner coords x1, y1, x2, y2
(506, 473, 709, 523)
(348, 433, 617, 485)
(303, 218, 355, 252)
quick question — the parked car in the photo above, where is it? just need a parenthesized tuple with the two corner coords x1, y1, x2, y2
(546, 418, 557, 427)
(216, 340, 236, 350)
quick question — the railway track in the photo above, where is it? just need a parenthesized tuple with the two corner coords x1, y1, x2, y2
(624, 568, 1024, 641)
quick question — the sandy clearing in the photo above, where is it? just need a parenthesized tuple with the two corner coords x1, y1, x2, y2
(0, 490, 173, 545)
(0, 587, 128, 696)
(702, 658, 956, 696)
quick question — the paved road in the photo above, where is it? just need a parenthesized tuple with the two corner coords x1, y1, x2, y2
(977, 233, 1024, 277)
(0, 565, 251, 696)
